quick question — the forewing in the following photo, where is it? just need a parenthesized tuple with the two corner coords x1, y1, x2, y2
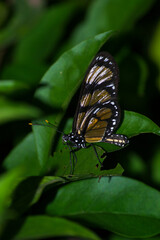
(72, 52, 120, 142)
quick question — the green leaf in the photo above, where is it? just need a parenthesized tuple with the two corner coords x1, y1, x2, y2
(3, 133, 41, 177)
(30, 115, 63, 174)
(35, 30, 113, 108)
(0, 168, 24, 235)
(55, 117, 73, 152)
(0, 176, 65, 230)
(6, 176, 65, 218)
(14, 216, 100, 240)
(97, 110, 160, 152)
(31, 176, 66, 205)
(48, 147, 124, 177)
(118, 111, 160, 137)
(46, 177, 160, 238)
(0, 97, 42, 124)
(0, 80, 29, 94)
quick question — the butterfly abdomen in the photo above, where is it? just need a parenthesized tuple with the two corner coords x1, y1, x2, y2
(105, 134, 129, 147)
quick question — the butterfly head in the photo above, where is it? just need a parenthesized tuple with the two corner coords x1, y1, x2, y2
(62, 132, 86, 148)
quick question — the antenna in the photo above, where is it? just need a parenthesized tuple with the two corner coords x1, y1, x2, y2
(29, 120, 64, 135)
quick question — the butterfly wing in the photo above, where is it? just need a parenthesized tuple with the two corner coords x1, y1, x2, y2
(72, 52, 121, 143)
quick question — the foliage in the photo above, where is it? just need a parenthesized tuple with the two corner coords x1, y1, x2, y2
(0, 0, 160, 239)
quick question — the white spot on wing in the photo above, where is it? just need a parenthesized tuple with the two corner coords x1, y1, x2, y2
(104, 58, 109, 62)
(108, 84, 116, 90)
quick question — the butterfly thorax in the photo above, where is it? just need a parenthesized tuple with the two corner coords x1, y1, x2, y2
(62, 132, 86, 148)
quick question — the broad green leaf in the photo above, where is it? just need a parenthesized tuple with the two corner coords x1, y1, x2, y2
(46, 177, 160, 238)
(14, 216, 100, 240)
(0, 176, 65, 232)
(55, 117, 73, 151)
(32, 124, 54, 169)
(48, 148, 124, 177)
(3, 116, 64, 177)
(35, 30, 113, 108)
(0, 97, 42, 124)
(31, 114, 62, 175)
(3, 133, 40, 177)
(0, 168, 24, 235)
(7, 176, 65, 218)
(0, 80, 29, 94)
(31, 176, 66, 205)
(0, 168, 23, 214)
(68, 0, 154, 47)
(117, 111, 160, 137)
(97, 110, 160, 152)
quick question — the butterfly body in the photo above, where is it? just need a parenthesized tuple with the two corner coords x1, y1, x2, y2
(63, 52, 129, 156)
(62, 133, 86, 149)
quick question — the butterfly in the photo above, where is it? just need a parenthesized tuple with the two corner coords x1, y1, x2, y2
(62, 52, 129, 167)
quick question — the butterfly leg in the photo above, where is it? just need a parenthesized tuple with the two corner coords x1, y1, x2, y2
(71, 149, 78, 165)
(68, 146, 79, 174)
(90, 144, 103, 167)
(67, 145, 73, 174)
(69, 151, 73, 174)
